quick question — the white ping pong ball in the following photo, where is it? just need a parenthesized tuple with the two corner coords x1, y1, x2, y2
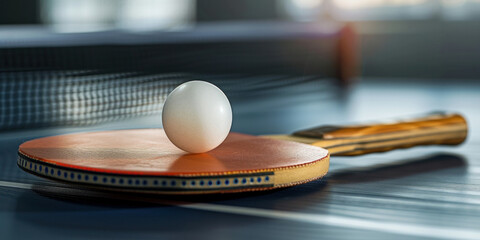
(162, 81, 232, 153)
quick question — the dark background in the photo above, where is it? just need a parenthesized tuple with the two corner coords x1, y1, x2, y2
(2, 0, 480, 79)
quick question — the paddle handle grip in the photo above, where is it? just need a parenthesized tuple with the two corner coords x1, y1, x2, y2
(294, 112, 468, 156)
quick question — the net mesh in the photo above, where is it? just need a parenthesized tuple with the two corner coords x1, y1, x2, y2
(0, 70, 187, 130)
(0, 71, 335, 130)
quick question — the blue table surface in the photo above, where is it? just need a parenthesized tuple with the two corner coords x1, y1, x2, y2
(1, 78, 479, 240)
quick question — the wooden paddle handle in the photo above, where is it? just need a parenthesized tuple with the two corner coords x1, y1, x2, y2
(294, 112, 468, 156)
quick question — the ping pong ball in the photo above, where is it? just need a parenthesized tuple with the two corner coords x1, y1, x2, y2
(162, 81, 232, 153)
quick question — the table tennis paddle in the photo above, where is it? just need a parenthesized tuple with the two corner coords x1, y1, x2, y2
(18, 112, 467, 194)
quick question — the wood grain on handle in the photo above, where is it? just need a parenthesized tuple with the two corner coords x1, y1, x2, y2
(293, 112, 467, 156)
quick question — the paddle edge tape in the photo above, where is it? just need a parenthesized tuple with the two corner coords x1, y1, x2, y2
(17, 152, 330, 194)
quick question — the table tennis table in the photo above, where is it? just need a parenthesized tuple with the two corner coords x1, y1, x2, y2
(1, 77, 480, 240)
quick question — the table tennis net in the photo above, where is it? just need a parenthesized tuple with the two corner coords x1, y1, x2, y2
(0, 70, 335, 130)
(0, 70, 184, 130)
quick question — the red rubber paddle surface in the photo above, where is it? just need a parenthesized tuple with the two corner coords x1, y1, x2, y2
(18, 129, 329, 176)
